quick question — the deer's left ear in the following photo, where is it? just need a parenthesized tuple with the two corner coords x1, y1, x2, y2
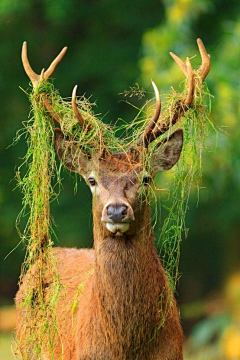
(54, 128, 91, 176)
(151, 129, 183, 176)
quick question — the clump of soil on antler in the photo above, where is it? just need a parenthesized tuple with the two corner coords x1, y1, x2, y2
(15, 74, 214, 357)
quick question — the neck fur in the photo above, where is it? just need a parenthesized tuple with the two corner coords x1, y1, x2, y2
(91, 205, 170, 359)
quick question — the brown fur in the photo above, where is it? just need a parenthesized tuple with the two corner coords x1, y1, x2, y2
(16, 139, 184, 360)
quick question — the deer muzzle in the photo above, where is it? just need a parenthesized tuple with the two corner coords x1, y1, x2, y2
(101, 202, 135, 235)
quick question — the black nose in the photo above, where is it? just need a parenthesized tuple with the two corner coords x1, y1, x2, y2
(107, 204, 128, 223)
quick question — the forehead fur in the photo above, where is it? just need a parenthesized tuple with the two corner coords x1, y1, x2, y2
(91, 152, 143, 190)
(98, 152, 142, 174)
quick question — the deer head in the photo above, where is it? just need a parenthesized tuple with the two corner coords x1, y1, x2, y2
(22, 39, 210, 239)
(54, 125, 183, 238)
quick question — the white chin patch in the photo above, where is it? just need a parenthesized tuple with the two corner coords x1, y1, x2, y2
(105, 222, 130, 235)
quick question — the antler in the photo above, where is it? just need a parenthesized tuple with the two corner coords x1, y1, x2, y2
(22, 42, 89, 129)
(170, 38, 210, 81)
(72, 85, 85, 126)
(22, 42, 68, 124)
(138, 81, 161, 146)
(22, 41, 68, 89)
(137, 38, 210, 147)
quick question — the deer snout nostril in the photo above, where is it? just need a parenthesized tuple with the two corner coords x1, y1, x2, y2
(121, 206, 127, 217)
(107, 205, 128, 223)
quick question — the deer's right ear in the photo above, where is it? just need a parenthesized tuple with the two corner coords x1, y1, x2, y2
(54, 128, 91, 175)
(151, 129, 183, 176)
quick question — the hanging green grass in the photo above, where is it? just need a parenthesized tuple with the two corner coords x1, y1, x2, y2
(15, 84, 63, 359)
(156, 84, 214, 288)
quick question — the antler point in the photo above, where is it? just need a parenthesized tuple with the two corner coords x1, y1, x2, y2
(72, 85, 78, 100)
(72, 85, 85, 126)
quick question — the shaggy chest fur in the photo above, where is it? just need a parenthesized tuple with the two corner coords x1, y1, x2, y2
(76, 236, 176, 360)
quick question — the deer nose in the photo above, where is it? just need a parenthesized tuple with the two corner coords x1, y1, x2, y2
(107, 204, 128, 223)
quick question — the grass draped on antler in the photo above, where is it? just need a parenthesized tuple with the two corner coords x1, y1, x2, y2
(119, 80, 214, 289)
(156, 84, 214, 288)
(16, 85, 62, 358)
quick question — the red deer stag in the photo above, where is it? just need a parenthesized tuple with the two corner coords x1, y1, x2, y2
(16, 39, 210, 360)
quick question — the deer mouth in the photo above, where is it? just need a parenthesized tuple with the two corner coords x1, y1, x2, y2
(105, 222, 130, 235)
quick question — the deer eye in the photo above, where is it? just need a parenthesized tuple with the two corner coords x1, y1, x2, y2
(88, 177, 96, 186)
(142, 175, 151, 186)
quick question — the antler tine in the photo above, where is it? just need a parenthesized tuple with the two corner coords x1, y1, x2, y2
(42, 98, 61, 124)
(137, 81, 161, 147)
(72, 85, 85, 126)
(185, 57, 194, 106)
(136, 39, 210, 149)
(197, 38, 211, 81)
(169, 51, 188, 77)
(150, 81, 161, 128)
(149, 54, 195, 140)
(44, 46, 68, 80)
(22, 41, 40, 85)
(22, 41, 68, 88)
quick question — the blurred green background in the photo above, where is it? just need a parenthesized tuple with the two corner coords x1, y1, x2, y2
(0, 0, 240, 359)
